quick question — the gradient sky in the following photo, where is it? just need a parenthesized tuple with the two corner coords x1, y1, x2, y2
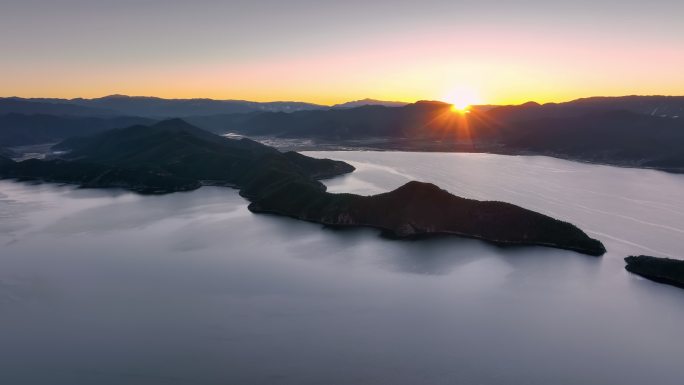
(1, 0, 683, 105)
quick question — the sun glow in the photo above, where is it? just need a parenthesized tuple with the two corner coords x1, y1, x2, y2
(444, 87, 482, 113)
(450, 104, 470, 113)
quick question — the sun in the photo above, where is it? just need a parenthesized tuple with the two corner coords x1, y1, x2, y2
(450, 102, 471, 113)
(444, 87, 482, 113)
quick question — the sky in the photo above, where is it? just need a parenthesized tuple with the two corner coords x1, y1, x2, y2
(1, 0, 683, 105)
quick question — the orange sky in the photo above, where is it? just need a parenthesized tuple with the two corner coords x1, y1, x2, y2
(2, 1, 683, 105)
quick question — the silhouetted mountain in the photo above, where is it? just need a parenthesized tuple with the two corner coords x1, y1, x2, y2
(3, 119, 347, 193)
(0, 119, 603, 255)
(5, 94, 679, 172)
(625, 255, 684, 289)
(4, 95, 326, 117)
(0, 99, 115, 116)
(184, 112, 262, 133)
(332, 98, 408, 109)
(502, 110, 684, 172)
(206, 98, 684, 173)
(214, 101, 489, 140)
(484, 96, 684, 120)
(0, 114, 155, 147)
(564, 96, 684, 118)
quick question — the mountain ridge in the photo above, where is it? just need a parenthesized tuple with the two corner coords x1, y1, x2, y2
(3, 95, 682, 173)
(332, 98, 409, 109)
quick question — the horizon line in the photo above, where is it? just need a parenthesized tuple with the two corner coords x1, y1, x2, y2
(2, 93, 684, 108)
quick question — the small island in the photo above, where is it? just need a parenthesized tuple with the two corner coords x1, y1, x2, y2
(624, 255, 684, 289)
(0, 119, 606, 256)
(247, 180, 606, 255)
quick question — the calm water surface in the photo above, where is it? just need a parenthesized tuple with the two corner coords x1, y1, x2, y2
(1, 152, 683, 385)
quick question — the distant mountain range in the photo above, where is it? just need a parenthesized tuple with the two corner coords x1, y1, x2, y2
(2, 94, 682, 118)
(4, 94, 681, 120)
(1, 95, 683, 173)
(477, 95, 684, 120)
(0, 95, 327, 117)
(209, 97, 684, 173)
(0, 95, 411, 118)
(0, 99, 113, 116)
(0, 96, 410, 146)
(332, 98, 408, 109)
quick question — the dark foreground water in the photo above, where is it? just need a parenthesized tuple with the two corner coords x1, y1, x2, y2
(1, 152, 683, 385)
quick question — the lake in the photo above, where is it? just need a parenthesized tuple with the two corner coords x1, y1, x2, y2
(1, 151, 683, 385)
